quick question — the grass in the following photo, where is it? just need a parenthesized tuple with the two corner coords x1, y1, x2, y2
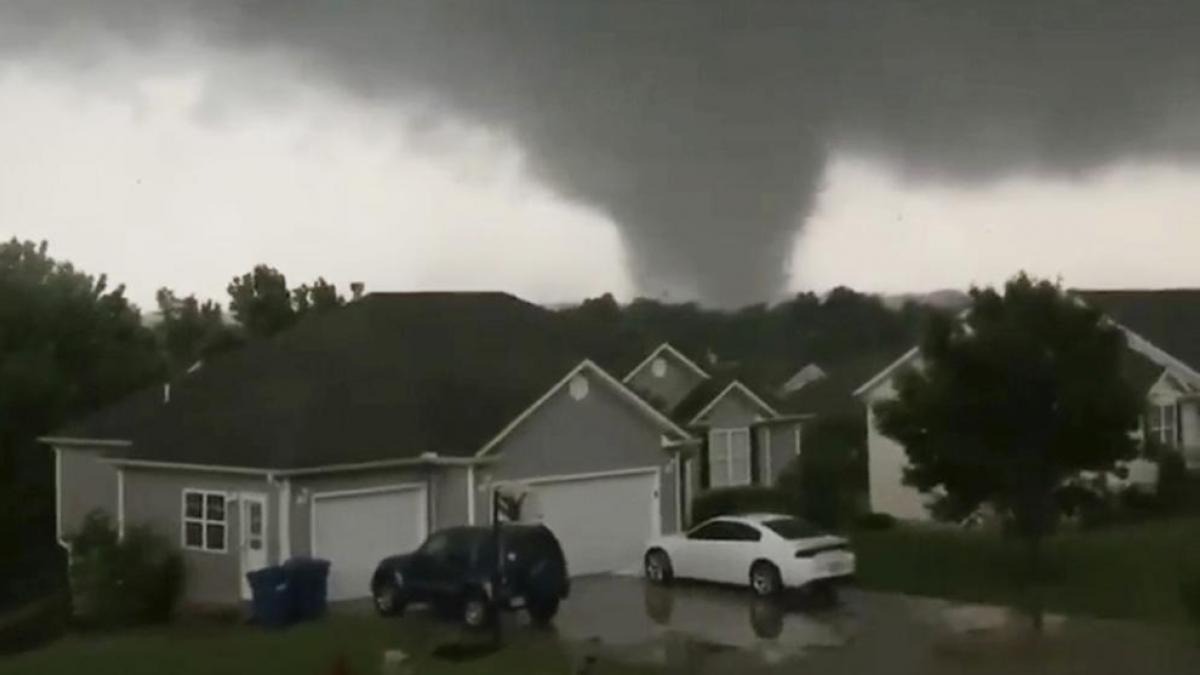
(0, 612, 660, 675)
(853, 516, 1200, 624)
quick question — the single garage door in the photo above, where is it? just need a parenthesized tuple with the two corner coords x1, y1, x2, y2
(528, 470, 659, 577)
(312, 485, 427, 600)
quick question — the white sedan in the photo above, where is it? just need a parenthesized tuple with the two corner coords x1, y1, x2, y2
(643, 513, 856, 597)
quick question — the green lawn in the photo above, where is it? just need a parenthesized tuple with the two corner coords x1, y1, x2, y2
(0, 612, 657, 675)
(853, 516, 1200, 624)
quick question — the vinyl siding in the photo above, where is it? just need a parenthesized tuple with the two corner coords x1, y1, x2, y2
(864, 380, 932, 520)
(57, 447, 120, 541)
(625, 353, 706, 412)
(476, 369, 678, 533)
(121, 468, 278, 605)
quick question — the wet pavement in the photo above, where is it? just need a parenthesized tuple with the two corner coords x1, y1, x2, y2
(339, 575, 1200, 673)
(553, 575, 1200, 674)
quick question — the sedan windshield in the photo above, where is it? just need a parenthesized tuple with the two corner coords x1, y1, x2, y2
(762, 517, 823, 540)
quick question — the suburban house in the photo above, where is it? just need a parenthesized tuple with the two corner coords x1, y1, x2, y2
(621, 343, 808, 524)
(853, 289, 1200, 521)
(43, 293, 803, 606)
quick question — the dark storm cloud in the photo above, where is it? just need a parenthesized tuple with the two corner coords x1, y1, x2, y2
(5, 1, 1200, 304)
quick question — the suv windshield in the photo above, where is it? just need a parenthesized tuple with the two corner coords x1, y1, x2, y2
(762, 517, 823, 540)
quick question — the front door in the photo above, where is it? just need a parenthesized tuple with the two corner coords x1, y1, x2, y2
(240, 493, 269, 600)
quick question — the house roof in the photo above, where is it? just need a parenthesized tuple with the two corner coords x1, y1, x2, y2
(850, 292, 1194, 400)
(1074, 290, 1200, 374)
(54, 293, 612, 469)
(782, 350, 904, 417)
(668, 368, 781, 426)
(622, 342, 712, 383)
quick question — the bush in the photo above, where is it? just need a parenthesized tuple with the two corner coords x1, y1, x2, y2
(855, 512, 897, 531)
(691, 486, 792, 525)
(1156, 451, 1188, 512)
(1181, 562, 1200, 625)
(774, 418, 865, 530)
(69, 511, 184, 628)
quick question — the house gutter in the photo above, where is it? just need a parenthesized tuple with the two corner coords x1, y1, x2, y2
(38, 436, 132, 449)
(96, 453, 500, 477)
(751, 414, 816, 427)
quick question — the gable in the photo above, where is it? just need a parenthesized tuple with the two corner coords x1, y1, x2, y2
(487, 367, 673, 479)
(780, 363, 827, 394)
(477, 360, 692, 458)
(687, 381, 779, 426)
(623, 343, 710, 411)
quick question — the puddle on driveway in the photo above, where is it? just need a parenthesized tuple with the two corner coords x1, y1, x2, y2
(553, 575, 1200, 674)
(555, 575, 855, 667)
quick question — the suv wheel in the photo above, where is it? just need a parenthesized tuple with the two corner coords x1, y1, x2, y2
(527, 597, 560, 626)
(462, 593, 493, 629)
(373, 581, 404, 617)
(749, 562, 782, 597)
(645, 550, 674, 585)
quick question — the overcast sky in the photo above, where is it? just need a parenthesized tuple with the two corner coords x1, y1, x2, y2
(3, 2, 1200, 309)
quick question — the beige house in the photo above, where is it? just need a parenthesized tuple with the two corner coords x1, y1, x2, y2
(854, 290, 1200, 521)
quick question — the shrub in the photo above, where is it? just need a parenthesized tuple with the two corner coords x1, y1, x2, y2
(691, 486, 792, 525)
(69, 511, 184, 628)
(774, 418, 865, 530)
(1181, 562, 1200, 625)
(855, 512, 897, 531)
(1156, 451, 1188, 512)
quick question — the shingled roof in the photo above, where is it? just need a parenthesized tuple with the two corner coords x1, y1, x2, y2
(55, 293, 590, 469)
(1076, 289, 1200, 373)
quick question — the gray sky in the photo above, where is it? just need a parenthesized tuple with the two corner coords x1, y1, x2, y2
(3, 1, 1200, 309)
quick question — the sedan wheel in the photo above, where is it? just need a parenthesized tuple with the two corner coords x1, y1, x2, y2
(644, 550, 674, 585)
(749, 562, 782, 597)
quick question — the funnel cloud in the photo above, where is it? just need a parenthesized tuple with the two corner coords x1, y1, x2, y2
(4, 1, 1200, 305)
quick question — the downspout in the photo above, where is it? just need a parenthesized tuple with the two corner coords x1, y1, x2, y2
(267, 472, 292, 562)
(116, 468, 126, 540)
(53, 447, 69, 554)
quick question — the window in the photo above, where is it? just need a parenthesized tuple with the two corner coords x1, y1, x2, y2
(182, 490, 227, 552)
(708, 428, 752, 487)
(762, 517, 823, 540)
(1148, 403, 1178, 447)
(687, 520, 761, 542)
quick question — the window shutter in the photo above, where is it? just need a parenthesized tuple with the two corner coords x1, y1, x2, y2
(1177, 403, 1184, 447)
(699, 433, 710, 489)
(749, 427, 760, 485)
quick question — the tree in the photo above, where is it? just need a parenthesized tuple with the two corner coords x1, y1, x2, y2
(292, 277, 345, 315)
(227, 265, 297, 338)
(873, 274, 1141, 573)
(0, 239, 163, 577)
(154, 289, 241, 375)
(227, 266, 347, 339)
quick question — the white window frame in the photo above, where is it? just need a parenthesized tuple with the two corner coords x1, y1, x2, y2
(1148, 403, 1178, 447)
(182, 489, 229, 553)
(708, 428, 752, 488)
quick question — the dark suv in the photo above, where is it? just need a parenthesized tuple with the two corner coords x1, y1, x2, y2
(370, 524, 570, 628)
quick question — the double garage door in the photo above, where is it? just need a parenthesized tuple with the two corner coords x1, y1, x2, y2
(312, 485, 427, 601)
(310, 470, 661, 599)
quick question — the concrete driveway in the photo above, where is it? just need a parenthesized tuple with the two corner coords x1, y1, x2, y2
(551, 575, 1200, 674)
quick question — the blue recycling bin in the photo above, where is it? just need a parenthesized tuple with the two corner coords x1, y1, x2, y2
(283, 557, 331, 621)
(246, 566, 292, 627)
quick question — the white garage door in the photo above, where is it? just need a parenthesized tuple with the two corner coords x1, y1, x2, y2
(312, 485, 427, 600)
(528, 470, 659, 577)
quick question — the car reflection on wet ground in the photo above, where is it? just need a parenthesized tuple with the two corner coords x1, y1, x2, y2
(552, 575, 1200, 674)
